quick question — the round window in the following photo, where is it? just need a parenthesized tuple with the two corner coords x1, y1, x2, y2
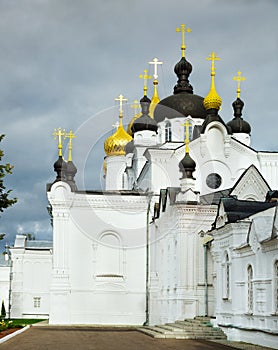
(206, 173, 222, 189)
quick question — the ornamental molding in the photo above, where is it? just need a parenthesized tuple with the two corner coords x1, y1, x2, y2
(69, 193, 149, 210)
(261, 239, 278, 252)
(257, 152, 278, 161)
(176, 206, 217, 216)
(230, 139, 257, 157)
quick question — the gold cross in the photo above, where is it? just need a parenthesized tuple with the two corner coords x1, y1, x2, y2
(131, 100, 140, 115)
(139, 69, 152, 95)
(206, 51, 220, 76)
(233, 71, 246, 98)
(65, 130, 76, 162)
(176, 24, 191, 58)
(115, 94, 128, 117)
(181, 119, 191, 154)
(53, 128, 66, 157)
(148, 57, 163, 80)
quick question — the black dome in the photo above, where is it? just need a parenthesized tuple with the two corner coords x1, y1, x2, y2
(179, 153, 196, 179)
(132, 115, 158, 133)
(154, 93, 207, 123)
(53, 156, 67, 181)
(227, 118, 251, 134)
(154, 55, 207, 123)
(227, 97, 251, 134)
(131, 95, 158, 133)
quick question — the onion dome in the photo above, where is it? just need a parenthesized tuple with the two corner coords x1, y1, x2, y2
(127, 113, 141, 136)
(227, 98, 251, 134)
(125, 140, 135, 154)
(179, 153, 196, 179)
(200, 52, 230, 134)
(131, 95, 158, 134)
(154, 24, 206, 122)
(104, 120, 132, 156)
(65, 161, 77, 191)
(179, 119, 196, 179)
(203, 52, 222, 111)
(154, 56, 206, 123)
(53, 156, 67, 182)
(227, 72, 251, 134)
(104, 95, 132, 156)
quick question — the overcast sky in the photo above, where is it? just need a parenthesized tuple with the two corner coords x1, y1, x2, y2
(0, 0, 277, 248)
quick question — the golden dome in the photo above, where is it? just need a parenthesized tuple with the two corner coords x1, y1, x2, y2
(104, 118, 132, 156)
(203, 51, 222, 111)
(203, 84, 222, 110)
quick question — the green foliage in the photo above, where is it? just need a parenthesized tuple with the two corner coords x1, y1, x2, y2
(0, 318, 44, 331)
(0, 320, 8, 331)
(1, 300, 6, 319)
(23, 233, 35, 241)
(0, 134, 17, 214)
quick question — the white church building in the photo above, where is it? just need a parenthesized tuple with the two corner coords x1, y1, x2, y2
(2, 26, 278, 348)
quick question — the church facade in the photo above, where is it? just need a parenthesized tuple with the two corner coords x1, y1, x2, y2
(3, 25, 278, 348)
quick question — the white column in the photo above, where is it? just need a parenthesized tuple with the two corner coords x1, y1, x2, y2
(105, 155, 126, 190)
(47, 182, 73, 324)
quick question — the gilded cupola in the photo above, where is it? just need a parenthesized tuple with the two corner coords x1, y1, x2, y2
(104, 94, 132, 156)
(203, 52, 222, 111)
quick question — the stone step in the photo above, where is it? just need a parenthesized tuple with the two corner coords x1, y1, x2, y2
(137, 327, 165, 338)
(157, 324, 185, 332)
(170, 323, 224, 333)
(138, 317, 227, 340)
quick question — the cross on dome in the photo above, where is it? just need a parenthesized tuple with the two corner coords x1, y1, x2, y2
(65, 130, 76, 162)
(148, 57, 163, 80)
(181, 119, 191, 154)
(139, 69, 152, 96)
(233, 71, 246, 98)
(115, 94, 128, 118)
(176, 24, 191, 58)
(131, 100, 140, 115)
(53, 127, 66, 157)
(206, 51, 220, 76)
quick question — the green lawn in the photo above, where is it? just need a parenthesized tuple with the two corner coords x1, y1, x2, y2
(0, 318, 45, 331)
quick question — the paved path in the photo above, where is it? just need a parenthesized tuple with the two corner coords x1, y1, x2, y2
(0, 327, 239, 350)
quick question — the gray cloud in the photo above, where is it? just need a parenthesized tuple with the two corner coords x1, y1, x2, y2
(0, 0, 277, 248)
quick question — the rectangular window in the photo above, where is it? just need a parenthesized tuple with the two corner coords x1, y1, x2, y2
(33, 297, 41, 308)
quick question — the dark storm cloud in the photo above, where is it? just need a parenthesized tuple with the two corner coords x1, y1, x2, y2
(0, 0, 277, 247)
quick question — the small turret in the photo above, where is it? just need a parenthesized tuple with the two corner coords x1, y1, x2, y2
(227, 71, 251, 145)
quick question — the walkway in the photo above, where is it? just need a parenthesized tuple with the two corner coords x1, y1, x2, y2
(0, 326, 274, 350)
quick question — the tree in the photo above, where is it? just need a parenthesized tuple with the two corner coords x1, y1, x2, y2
(1, 300, 6, 319)
(0, 135, 17, 215)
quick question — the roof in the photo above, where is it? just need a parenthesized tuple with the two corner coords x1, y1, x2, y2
(200, 189, 231, 205)
(25, 240, 53, 249)
(220, 197, 277, 223)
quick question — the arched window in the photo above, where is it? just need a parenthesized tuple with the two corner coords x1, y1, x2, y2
(247, 265, 253, 313)
(274, 260, 278, 313)
(222, 252, 230, 300)
(96, 233, 123, 278)
(165, 121, 172, 142)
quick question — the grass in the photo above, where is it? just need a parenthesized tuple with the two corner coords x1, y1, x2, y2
(0, 319, 45, 331)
